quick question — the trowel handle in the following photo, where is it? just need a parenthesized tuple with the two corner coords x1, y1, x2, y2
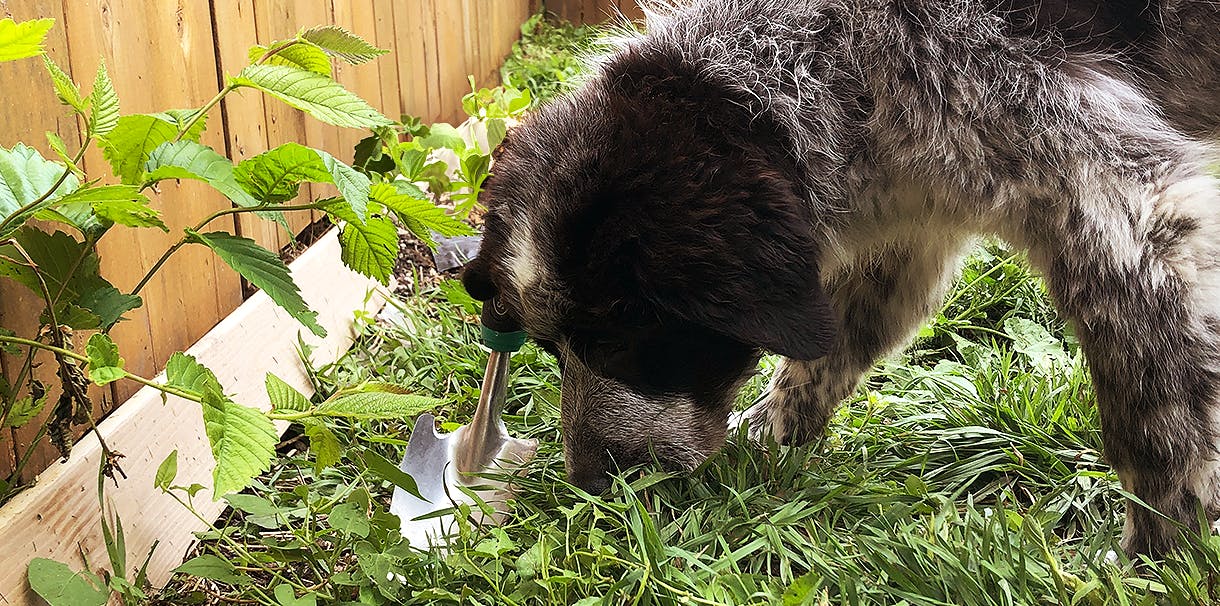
(481, 298, 526, 353)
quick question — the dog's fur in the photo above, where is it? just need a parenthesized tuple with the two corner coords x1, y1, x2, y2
(461, 0, 1220, 556)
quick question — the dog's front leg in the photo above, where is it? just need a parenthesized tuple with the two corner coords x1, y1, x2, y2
(742, 236, 967, 445)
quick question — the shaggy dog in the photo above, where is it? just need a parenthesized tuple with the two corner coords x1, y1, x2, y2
(461, 0, 1220, 556)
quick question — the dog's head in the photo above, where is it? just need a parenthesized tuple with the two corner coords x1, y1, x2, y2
(462, 45, 838, 492)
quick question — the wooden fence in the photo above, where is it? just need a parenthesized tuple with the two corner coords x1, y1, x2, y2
(0, 0, 538, 486)
(550, 0, 645, 23)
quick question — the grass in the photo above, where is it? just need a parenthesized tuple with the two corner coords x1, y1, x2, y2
(156, 244, 1220, 605)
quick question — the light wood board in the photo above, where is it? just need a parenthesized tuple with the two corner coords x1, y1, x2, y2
(0, 230, 384, 606)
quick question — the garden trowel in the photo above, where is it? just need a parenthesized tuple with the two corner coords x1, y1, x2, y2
(390, 300, 537, 548)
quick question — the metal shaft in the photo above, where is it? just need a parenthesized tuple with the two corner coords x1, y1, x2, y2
(454, 351, 511, 474)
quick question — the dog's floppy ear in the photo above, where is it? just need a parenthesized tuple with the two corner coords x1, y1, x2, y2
(461, 254, 498, 302)
(638, 168, 839, 361)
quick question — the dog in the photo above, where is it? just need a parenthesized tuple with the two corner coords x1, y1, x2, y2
(460, 0, 1220, 556)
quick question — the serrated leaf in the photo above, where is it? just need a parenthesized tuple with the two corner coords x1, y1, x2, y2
(155, 449, 178, 491)
(187, 231, 325, 338)
(370, 182, 473, 247)
(27, 558, 109, 606)
(0, 18, 54, 62)
(4, 393, 48, 428)
(85, 333, 124, 385)
(0, 144, 79, 239)
(165, 352, 224, 397)
(315, 392, 441, 420)
(249, 40, 331, 76)
(203, 390, 278, 497)
(88, 61, 119, 137)
(231, 64, 390, 129)
(302, 420, 341, 471)
(56, 184, 167, 231)
(0, 227, 138, 329)
(42, 54, 87, 113)
(233, 142, 369, 220)
(266, 372, 309, 412)
(78, 286, 140, 329)
(99, 114, 180, 184)
(173, 554, 251, 585)
(45, 131, 82, 178)
(297, 25, 387, 65)
(145, 140, 261, 208)
(332, 210, 397, 284)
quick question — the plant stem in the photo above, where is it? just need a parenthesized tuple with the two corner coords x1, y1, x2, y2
(171, 83, 237, 145)
(130, 203, 329, 298)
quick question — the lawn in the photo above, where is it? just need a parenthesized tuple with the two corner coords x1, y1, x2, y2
(155, 15, 1220, 606)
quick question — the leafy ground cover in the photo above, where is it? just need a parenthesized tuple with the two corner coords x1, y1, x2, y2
(155, 14, 1220, 606)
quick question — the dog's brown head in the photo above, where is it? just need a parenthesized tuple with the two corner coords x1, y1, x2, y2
(461, 45, 838, 492)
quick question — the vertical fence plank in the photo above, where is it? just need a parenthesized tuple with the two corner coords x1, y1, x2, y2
(330, 0, 385, 162)
(391, 1, 432, 122)
(253, 0, 319, 235)
(372, 3, 404, 122)
(212, 0, 285, 254)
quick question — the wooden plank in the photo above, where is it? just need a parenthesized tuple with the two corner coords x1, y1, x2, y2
(254, 0, 319, 236)
(434, 1, 467, 125)
(213, 0, 284, 254)
(331, 0, 385, 163)
(371, 1, 405, 122)
(391, 0, 433, 121)
(0, 230, 384, 605)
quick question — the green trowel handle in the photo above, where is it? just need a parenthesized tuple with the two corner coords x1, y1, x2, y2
(481, 298, 526, 353)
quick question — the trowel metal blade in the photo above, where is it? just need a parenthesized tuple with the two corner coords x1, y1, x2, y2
(390, 413, 459, 547)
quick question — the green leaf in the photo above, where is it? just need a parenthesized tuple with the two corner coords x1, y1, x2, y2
(88, 61, 119, 137)
(187, 231, 325, 338)
(45, 132, 82, 179)
(416, 122, 465, 152)
(233, 142, 369, 220)
(371, 182, 473, 247)
(0, 227, 138, 329)
(315, 392, 440, 420)
(0, 18, 54, 62)
(27, 558, 109, 606)
(202, 389, 277, 497)
(266, 372, 309, 412)
(173, 554, 252, 586)
(303, 420, 341, 471)
(85, 333, 125, 386)
(231, 64, 391, 129)
(99, 114, 180, 184)
(148, 109, 209, 142)
(154, 449, 178, 492)
(335, 212, 397, 284)
(4, 393, 48, 428)
(438, 279, 479, 316)
(42, 54, 87, 113)
(166, 351, 225, 397)
(358, 449, 422, 501)
(145, 140, 261, 208)
(224, 493, 284, 517)
(0, 143, 79, 239)
(486, 117, 508, 150)
(328, 503, 370, 538)
(297, 25, 387, 65)
(56, 184, 167, 231)
(274, 584, 319, 606)
(249, 40, 331, 76)
(78, 286, 141, 329)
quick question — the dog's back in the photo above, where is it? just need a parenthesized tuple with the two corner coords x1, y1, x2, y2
(998, 0, 1220, 136)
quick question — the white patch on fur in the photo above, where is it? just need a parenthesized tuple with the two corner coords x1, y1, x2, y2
(506, 221, 543, 295)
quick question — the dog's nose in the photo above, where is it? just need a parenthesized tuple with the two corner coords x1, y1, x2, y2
(569, 470, 612, 494)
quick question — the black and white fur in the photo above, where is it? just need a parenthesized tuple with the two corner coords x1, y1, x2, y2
(461, 0, 1220, 556)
